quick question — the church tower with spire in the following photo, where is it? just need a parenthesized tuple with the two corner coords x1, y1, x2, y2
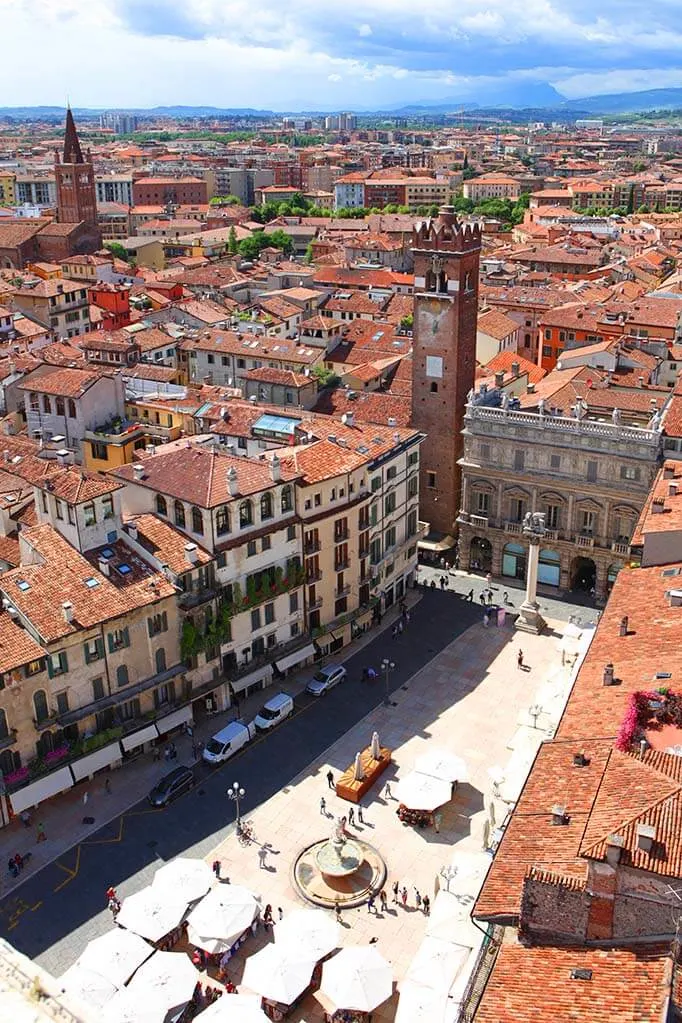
(54, 108, 100, 238)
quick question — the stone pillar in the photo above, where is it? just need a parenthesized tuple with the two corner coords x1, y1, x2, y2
(516, 514, 547, 635)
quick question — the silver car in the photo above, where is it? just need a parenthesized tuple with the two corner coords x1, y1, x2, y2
(306, 664, 347, 696)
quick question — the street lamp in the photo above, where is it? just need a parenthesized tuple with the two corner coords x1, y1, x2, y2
(227, 781, 245, 829)
(381, 658, 395, 707)
(439, 865, 458, 892)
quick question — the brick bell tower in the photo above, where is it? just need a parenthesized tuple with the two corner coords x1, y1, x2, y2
(55, 108, 100, 240)
(410, 206, 481, 537)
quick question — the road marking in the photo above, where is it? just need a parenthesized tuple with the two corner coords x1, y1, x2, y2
(0, 895, 43, 931)
(53, 846, 81, 892)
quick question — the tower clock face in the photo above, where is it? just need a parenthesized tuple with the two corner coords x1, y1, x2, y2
(417, 297, 449, 345)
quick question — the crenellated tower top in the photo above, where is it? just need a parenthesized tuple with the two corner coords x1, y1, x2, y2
(412, 205, 482, 254)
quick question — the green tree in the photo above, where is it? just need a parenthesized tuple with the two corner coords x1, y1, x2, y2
(228, 226, 238, 254)
(303, 242, 314, 264)
(311, 365, 341, 388)
(399, 313, 413, 331)
(104, 242, 130, 262)
(266, 229, 294, 255)
(238, 232, 266, 261)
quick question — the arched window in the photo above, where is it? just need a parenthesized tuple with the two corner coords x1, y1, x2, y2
(155, 648, 166, 673)
(191, 506, 204, 535)
(33, 690, 49, 724)
(216, 506, 230, 536)
(174, 501, 186, 529)
(260, 493, 273, 520)
(281, 486, 293, 513)
(156, 494, 167, 516)
(0, 708, 8, 740)
(116, 665, 129, 688)
(239, 500, 253, 528)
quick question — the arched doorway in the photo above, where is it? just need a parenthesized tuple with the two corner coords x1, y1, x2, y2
(469, 537, 492, 572)
(538, 549, 561, 587)
(607, 563, 622, 592)
(502, 542, 527, 581)
(571, 556, 596, 592)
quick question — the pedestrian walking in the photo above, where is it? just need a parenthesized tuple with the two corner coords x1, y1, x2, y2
(392, 880, 399, 903)
(20, 811, 31, 829)
(335, 901, 342, 922)
(517, 649, 524, 670)
(358, 806, 364, 824)
(392, 624, 399, 639)
(467, 589, 474, 602)
(433, 812, 442, 834)
(278, 907, 283, 921)
(367, 894, 376, 913)
(487, 591, 493, 605)
(263, 904, 273, 929)
(405, 611, 411, 627)
(379, 889, 388, 912)
(367, 667, 377, 682)
(479, 592, 485, 605)
(348, 807, 355, 826)
(384, 781, 392, 799)
(82, 792, 89, 806)
(191, 742, 198, 761)
(36, 822, 46, 843)
(212, 859, 221, 879)
(503, 591, 509, 604)
(401, 886, 408, 907)
(258, 846, 267, 869)
(153, 745, 161, 762)
(430, 579, 436, 589)
(486, 572, 492, 589)
(483, 612, 489, 628)
(397, 620, 403, 635)
(414, 888, 422, 909)
(320, 796, 326, 815)
(326, 769, 334, 789)
(104, 778, 111, 795)
(422, 894, 431, 916)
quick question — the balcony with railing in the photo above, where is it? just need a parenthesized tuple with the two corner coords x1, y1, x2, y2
(575, 533, 595, 549)
(335, 583, 351, 598)
(504, 520, 523, 535)
(470, 513, 489, 529)
(611, 540, 630, 556)
(334, 528, 350, 543)
(334, 556, 350, 572)
(308, 594, 323, 610)
(304, 538, 321, 555)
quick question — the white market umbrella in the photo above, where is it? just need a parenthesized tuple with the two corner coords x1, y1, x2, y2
(125, 950, 200, 1022)
(276, 908, 340, 960)
(404, 937, 470, 993)
(153, 856, 213, 904)
(242, 943, 317, 1004)
(396, 771, 452, 812)
(60, 963, 118, 1011)
(116, 885, 187, 943)
(75, 927, 153, 988)
(102, 987, 161, 1023)
(426, 891, 471, 942)
(414, 749, 467, 784)
(395, 981, 449, 1023)
(321, 946, 393, 1013)
(195, 994, 269, 1023)
(186, 884, 259, 954)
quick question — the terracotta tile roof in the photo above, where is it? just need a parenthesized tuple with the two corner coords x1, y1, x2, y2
(0, 219, 50, 248)
(325, 293, 386, 316)
(475, 942, 675, 1023)
(483, 350, 546, 385)
(128, 513, 213, 575)
(477, 308, 520, 341)
(38, 341, 87, 367)
(19, 366, 103, 398)
(0, 610, 46, 674)
(38, 466, 124, 504)
(0, 525, 175, 643)
(0, 534, 20, 567)
(283, 419, 419, 484)
(242, 367, 311, 388)
(113, 446, 300, 507)
(311, 389, 412, 427)
(663, 395, 682, 438)
(632, 460, 682, 543)
(15, 276, 86, 298)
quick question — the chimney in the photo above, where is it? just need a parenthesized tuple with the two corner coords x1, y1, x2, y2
(227, 466, 238, 496)
(637, 375, 644, 387)
(62, 600, 74, 624)
(2, 450, 9, 463)
(602, 663, 615, 686)
(56, 449, 69, 467)
(270, 454, 281, 482)
(573, 752, 588, 767)
(184, 542, 198, 564)
(128, 522, 138, 541)
(511, 360, 520, 376)
(494, 371, 505, 388)
(668, 589, 682, 607)
(344, 412, 354, 427)
(148, 444, 156, 456)
(663, 465, 675, 479)
(527, 382, 535, 394)
(132, 463, 145, 481)
(652, 498, 665, 514)
(636, 822, 655, 853)
(605, 833, 624, 866)
(619, 615, 629, 637)
(670, 482, 678, 497)
(551, 804, 568, 826)
(98, 558, 110, 577)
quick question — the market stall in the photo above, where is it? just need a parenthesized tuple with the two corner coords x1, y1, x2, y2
(242, 943, 318, 1020)
(395, 771, 452, 827)
(319, 946, 393, 1021)
(186, 883, 259, 957)
(116, 885, 187, 944)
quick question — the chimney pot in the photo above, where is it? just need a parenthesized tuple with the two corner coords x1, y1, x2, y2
(511, 360, 520, 376)
(619, 615, 629, 637)
(603, 663, 615, 686)
(664, 466, 675, 479)
(494, 371, 505, 388)
(128, 522, 138, 541)
(227, 466, 238, 496)
(184, 542, 198, 564)
(573, 752, 588, 767)
(636, 822, 656, 852)
(62, 600, 74, 624)
(98, 558, 110, 576)
(270, 454, 281, 482)
(652, 498, 665, 513)
(132, 463, 145, 481)
(551, 804, 568, 825)
(670, 482, 678, 497)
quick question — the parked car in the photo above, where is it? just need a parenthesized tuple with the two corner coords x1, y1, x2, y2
(203, 721, 255, 765)
(148, 765, 194, 807)
(306, 664, 347, 697)
(253, 692, 294, 731)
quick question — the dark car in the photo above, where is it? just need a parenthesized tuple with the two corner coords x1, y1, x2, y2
(148, 766, 194, 808)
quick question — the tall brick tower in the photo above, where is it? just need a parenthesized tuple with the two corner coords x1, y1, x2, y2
(55, 108, 100, 241)
(410, 206, 481, 537)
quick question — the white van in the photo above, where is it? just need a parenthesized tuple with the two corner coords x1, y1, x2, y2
(202, 720, 255, 765)
(253, 692, 294, 732)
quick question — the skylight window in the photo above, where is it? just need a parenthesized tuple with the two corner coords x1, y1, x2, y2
(17, 580, 30, 592)
(84, 577, 99, 589)
(116, 563, 132, 576)
(100, 548, 115, 560)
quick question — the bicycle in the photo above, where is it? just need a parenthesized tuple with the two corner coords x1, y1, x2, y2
(237, 819, 256, 845)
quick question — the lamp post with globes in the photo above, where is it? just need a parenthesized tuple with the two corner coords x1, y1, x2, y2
(381, 658, 395, 707)
(227, 781, 245, 831)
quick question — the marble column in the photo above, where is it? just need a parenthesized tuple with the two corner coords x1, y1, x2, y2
(516, 515, 547, 635)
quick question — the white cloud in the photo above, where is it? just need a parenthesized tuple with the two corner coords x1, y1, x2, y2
(327, 74, 342, 82)
(357, 23, 372, 37)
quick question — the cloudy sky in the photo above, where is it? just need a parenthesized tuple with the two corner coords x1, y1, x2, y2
(4, 0, 682, 109)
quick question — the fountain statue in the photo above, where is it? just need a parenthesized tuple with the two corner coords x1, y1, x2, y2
(353, 752, 365, 781)
(371, 732, 381, 760)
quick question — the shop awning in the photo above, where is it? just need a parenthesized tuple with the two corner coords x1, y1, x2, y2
(231, 664, 273, 696)
(275, 643, 316, 674)
(121, 724, 159, 752)
(71, 742, 122, 782)
(155, 705, 192, 736)
(10, 765, 74, 814)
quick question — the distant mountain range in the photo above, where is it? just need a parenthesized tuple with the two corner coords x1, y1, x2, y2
(3, 87, 682, 120)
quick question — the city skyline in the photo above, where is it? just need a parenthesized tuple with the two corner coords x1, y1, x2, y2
(4, 0, 682, 110)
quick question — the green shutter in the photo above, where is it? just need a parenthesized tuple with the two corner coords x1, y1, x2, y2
(147, 618, 154, 638)
(107, 632, 115, 653)
(123, 627, 130, 648)
(59, 651, 68, 674)
(162, 612, 167, 632)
